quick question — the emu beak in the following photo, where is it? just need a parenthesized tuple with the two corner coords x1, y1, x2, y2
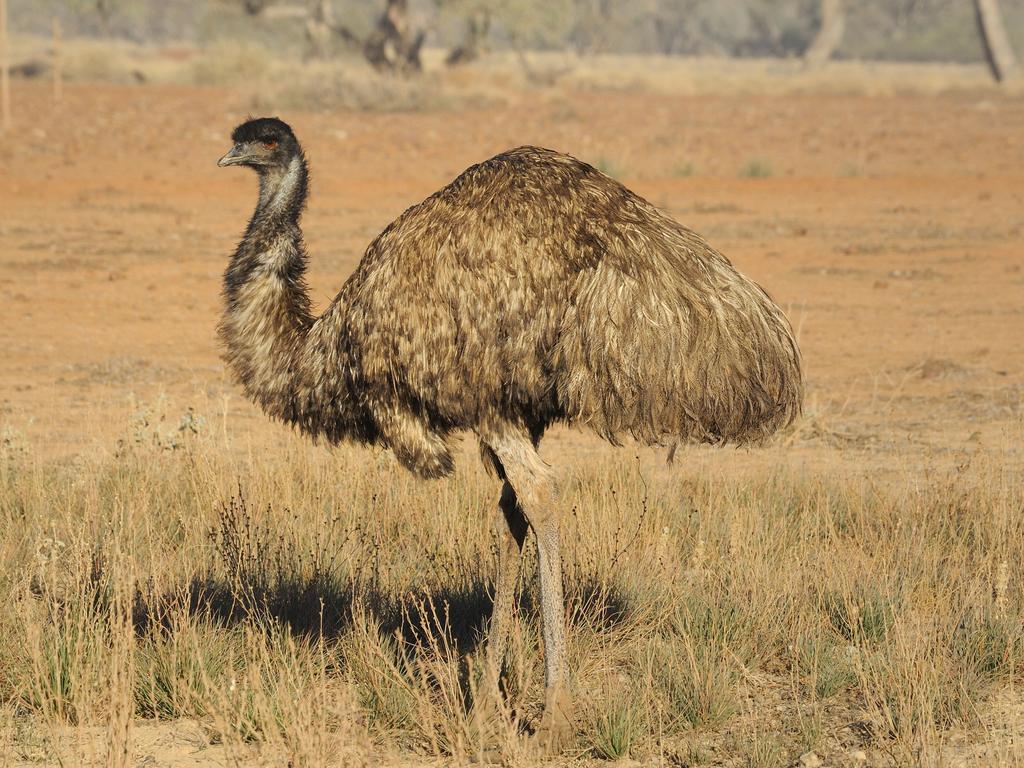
(217, 144, 248, 167)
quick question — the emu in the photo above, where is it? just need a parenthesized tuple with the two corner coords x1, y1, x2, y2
(217, 117, 803, 744)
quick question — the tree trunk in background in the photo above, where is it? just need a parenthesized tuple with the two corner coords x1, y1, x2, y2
(304, 0, 361, 59)
(305, 0, 333, 57)
(974, 0, 1020, 82)
(0, 0, 9, 133)
(364, 0, 424, 74)
(571, 0, 615, 55)
(52, 17, 62, 104)
(95, 0, 116, 35)
(241, 0, 274, 15)
(446, 8, 491, 66)
(804, 0, 844, 66)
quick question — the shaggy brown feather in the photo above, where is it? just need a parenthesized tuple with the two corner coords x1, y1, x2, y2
(220, 141, 802, 479)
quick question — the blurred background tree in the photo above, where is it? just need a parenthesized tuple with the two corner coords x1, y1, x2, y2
(974, 0, 1020, 79)
(7, 0, 1022, 73)
(363, 0, 424, 72)
(438, 0, 572, 62)
(804, 0, 844, 66)
(59, 0, 145, 36)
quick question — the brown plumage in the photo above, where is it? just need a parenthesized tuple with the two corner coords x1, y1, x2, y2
(217, 117, 802, 742)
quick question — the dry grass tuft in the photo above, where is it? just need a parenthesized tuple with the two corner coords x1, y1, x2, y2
(0, 409, 1021, 765)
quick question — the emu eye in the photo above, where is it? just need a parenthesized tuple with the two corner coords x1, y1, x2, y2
(262, 139, 278, 150)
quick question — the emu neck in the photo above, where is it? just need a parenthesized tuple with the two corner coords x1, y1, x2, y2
(256, 155, 307, 224)
(220, 154, 314, 420)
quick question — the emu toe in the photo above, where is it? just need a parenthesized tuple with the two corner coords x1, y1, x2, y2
(467, 676, 517, 762)
(531, 688, 574, 754)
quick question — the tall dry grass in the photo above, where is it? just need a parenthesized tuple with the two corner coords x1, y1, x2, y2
(0, 409, 1021, 766)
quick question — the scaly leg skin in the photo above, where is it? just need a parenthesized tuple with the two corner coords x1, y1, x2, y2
(486, 431, 573, 752)
(487, 480, 528, 675)
(532, 513, 572, 750)
(471, 480, 527, 754)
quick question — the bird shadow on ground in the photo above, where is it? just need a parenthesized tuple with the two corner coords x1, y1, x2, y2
(129, 566, 637, 656)
(121, 487, 639, 654)
(130, 572, 495, 653)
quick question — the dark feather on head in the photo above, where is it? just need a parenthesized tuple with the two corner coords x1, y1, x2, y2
(231, 117, 295, 145)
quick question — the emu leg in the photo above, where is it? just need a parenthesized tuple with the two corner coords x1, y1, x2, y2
(530, 512, 570, 748)
(486, 432, 571, 750)
(488, 480, 528, 673)
(470, 481, 528, 751)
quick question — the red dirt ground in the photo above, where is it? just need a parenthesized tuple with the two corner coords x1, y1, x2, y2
(0, 82, 1021, 472)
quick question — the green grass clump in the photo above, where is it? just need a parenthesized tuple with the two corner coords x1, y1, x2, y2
(741, 158, 773, 178)
(587, 694, 647, 759)
(821, 587, 897, 645)
(793, 631, 857, 699)
(593, 157, 623, 178)
(674, 161, 696, 177)
(647, 635, 736, 729)
(134, 614, 238, 720)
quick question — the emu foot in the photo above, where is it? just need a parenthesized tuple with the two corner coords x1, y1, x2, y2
(468, 675, 514, 764)
(530, 687, 573, 754)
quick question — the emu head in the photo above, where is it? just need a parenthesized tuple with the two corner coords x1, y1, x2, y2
(218, 117, 300, 172)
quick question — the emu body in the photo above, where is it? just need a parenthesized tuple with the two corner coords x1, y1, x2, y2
(218, 117, 803, 743)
